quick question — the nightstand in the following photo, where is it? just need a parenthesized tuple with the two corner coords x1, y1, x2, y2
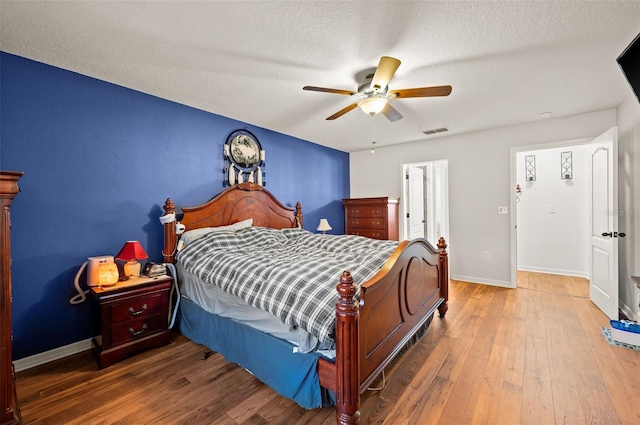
(90, 274, 172, 368)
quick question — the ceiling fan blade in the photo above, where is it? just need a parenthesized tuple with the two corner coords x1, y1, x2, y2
(370, 56, 401, 90)
(326, 102, 359, 120)
(390, 85, 452, 98)
(303, 86, 356, 96)
(381, 103, 403, 122)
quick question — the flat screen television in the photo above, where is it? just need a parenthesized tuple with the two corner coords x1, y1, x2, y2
(618, 32, 640, 104)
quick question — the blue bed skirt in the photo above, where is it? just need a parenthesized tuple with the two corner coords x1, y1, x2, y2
(178, 296, 331, 409)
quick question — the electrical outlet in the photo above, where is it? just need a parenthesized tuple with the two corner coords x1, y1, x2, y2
(483, 251, 490, 260)
(498, 206, 508, 214)
(549, 205, 556, 214)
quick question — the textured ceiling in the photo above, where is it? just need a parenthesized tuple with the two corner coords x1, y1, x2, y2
(2, 1, 639, 153)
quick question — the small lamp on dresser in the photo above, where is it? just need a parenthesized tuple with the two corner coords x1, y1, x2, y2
(115, 241, 148, 278)
(317, 219, 332, 234)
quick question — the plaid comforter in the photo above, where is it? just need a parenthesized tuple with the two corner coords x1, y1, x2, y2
(177, 227, 398, 344)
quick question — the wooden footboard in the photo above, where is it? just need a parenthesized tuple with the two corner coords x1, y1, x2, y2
(319, 237, 448, 425)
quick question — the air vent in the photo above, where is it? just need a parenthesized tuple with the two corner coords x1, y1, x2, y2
(423, 127, 450, 135)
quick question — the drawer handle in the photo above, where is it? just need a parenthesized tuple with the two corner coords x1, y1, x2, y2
(129, 323, 148, 336)
(354, 210, 359, 213)
(128, 304, 148, 317)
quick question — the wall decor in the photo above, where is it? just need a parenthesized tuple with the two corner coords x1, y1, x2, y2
(561, 151, 573, 179)
(516, 183, 522, 202)
(525, 155, 536, 181)
(223, 129, 266, 186)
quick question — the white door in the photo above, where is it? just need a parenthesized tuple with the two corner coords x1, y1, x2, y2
(408, 166, 425, 239)
(589, 127, 619, 319)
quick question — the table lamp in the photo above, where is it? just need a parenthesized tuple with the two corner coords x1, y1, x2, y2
(115, 241, 148, 278)
(317, 219, 332, 234)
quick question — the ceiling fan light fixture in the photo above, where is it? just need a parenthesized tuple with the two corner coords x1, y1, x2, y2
(359, 97, 388, 115)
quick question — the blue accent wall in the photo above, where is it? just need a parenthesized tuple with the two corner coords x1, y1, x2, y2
(0, 52, 349, 359)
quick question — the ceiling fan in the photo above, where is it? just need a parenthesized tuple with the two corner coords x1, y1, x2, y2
(303, 56, 452, 122)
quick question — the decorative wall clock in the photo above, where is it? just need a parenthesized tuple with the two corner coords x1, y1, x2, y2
(223, 129, 266, 186)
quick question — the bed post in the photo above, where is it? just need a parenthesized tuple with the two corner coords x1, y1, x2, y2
(335, 271, 360, 425)
(163, 198, 177, 263)
(437, 237, 449, 318)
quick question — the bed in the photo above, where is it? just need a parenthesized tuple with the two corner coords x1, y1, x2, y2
(162, 182, 448, 425)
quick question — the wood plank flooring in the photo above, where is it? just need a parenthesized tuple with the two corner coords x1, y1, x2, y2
(16, 272, 640, 424)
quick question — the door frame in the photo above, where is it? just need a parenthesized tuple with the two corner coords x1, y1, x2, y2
(401, 159, 450, 247)
(509, 137, 591, 288)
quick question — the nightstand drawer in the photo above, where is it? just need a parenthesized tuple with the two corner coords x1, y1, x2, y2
(346, 207, 386, 218)
(111, 314, 165, 345)
(347, 217, 387, 229)
(346, 229, 387, 240)
(110, 292, 164, 323)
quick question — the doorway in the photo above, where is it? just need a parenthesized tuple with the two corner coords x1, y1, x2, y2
(510, 128, 619, 319)
(402, 160, 450, 248)
(515, 145, 590, 278)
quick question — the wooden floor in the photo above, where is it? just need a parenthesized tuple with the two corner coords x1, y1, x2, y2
(16, 272, 640, 424)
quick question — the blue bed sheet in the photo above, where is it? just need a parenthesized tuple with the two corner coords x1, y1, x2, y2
(178, 296, 331, 409)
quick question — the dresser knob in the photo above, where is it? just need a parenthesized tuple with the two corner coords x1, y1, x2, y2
(128, 304, 148, 316)
(129, 323, 148, 336)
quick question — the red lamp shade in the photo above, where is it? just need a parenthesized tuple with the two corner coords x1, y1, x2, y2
(115, 241, 148, 278)
(115, 241, 148, 262)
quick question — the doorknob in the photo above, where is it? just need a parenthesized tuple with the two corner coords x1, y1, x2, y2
(602, 232, 626, 237)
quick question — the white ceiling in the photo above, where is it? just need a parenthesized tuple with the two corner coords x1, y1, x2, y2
(1, 1, 639, 153)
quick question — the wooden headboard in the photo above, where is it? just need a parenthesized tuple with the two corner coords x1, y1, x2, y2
(162, 182, 302, 262)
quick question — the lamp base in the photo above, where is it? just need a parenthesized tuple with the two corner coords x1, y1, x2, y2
(123, 260, 141, 277)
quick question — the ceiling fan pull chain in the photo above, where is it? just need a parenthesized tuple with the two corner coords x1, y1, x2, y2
(371, 114, 377, 153)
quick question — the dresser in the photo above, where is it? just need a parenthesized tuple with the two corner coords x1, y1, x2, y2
(342, 197, 399, 241)
(90, 274, 172, 368)
(1, 171, 23, 425)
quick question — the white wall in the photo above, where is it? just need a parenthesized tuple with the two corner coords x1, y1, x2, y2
(350, 109, 616, 287)
(617, 90, 640, 319)
(516, 145, 590, 277)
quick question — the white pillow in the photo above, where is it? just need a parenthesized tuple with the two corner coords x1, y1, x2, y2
(179, 218, 253, 247)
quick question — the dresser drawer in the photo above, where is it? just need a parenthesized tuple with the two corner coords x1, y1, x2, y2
(110, 314, 165, 346)
(347, 217, 387, 230)
(346, 206, 386, 218)
(110, 292, 164, 324)
(346, 229, 387, 240)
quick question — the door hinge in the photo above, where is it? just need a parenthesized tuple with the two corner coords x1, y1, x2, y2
(406, 213, 410, 218)
(405, 173, 409, 180)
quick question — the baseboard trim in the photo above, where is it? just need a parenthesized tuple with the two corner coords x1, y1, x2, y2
(517, 266, 589, 279)
(450, 275, 513, 288)
(13, 338, 92, 372)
